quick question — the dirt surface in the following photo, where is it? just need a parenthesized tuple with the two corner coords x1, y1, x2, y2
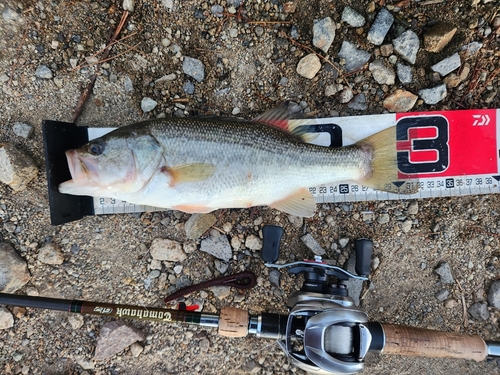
(1, 0, 500, 374)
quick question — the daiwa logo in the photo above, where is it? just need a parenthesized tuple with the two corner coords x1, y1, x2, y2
(94, 306, 113, 314)
(396, 116, 450, 174)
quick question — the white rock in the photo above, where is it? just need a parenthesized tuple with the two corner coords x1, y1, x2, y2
(38, 243, 64, 265)
(245, 234, 263, 251)
(431, 53, 461, 77)
(141, 97, 157, 112)
(0, 144, 38, 191)
(419, 84, 447, 105)
(0, 307, 14, 329)
(296, 53, 321, 79)
(149, 238, 186, 262)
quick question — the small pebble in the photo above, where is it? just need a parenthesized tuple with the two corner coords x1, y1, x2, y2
(141, 97, 157, 112)
(35, 65, 53, 79)
(182, 56, 205, 82)
(12, 123, 33, 139)
(296, 53, 321, 79)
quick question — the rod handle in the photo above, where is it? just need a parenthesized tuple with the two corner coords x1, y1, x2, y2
(380, 323, 488, 361)
(218, 307, 248, 338)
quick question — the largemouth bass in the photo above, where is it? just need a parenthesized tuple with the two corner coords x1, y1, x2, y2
(59, 105, 412, 217)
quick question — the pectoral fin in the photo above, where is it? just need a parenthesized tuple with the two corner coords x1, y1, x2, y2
(269, 188, 317, 217)
(162, 163, 216, 185)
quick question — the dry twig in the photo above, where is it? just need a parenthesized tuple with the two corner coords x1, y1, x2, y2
(72, 10, 130, 123)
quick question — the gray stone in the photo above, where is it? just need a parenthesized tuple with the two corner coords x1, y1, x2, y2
(0, 307, 14, 330)
(401, 220, 412, 233)
(185, 213, 217, 239)
(214, 259, 228, 274)
(0, 242, 30, 293)
(182, 56, 205, 82)
(296, 53, 321, 79)
(343, 252, 363, 306)
(338, 41, 371, 72)
(300, 233, 326, 256)
(12, 123, 33, 139)
(155, 74, 176, 84)
(325, 84, 343, 97)
(287, 215, 303, 229)
(347, 94, 367, 111)
(269, 269, 280, 287)
(393, 30, 420, 64)
(434, 262, 454, 284)
(312, 17, 336, 53)
(377, 213, 390, 224)
(487, 280, 500, 308)
(396, 63, 413, 84)
(211, 4, 224, 17)
(2, 7, 20, 22)
(468, 303, 489, 321)
(383, 89, 418, 113)
(210, 285, 231, 299)
(68, 314, 84, 330)
(141, 97, 157, 112)
(341, 6, 365, 28)
(434, 288, 449, 301)
(369, 60, 395, 85)
(419, 84, 447, 105)
(35, 65, 53, 79)
(130, 342, 144, 357)
(94, 321, 145, 360)
(183, 81, 195, 95)
(408, 201, 419, 215)
(38, 243, 64, 265)
(367, 8, 394, 45)
(124, 76, 134, 92)
(338, 87, 354, 104)
(149, 238, 186, 262)
(338, 238, 349, 248)
(245, 234, 263, 251)
(200, 235, 232, 261)
(461, 42, 483, 57)
(431, 53, 461, 77)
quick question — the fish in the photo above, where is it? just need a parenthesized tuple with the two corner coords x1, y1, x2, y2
(58, 103, 414, 217)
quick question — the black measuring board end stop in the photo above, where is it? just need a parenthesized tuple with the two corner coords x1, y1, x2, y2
(42, 120, 95, 225)
(261, 225, 284, 263)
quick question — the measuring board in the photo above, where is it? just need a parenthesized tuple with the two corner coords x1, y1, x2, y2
(43, 108, 499, 225)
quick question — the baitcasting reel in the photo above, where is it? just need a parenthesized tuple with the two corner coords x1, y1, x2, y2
(260, 225, 379, 375)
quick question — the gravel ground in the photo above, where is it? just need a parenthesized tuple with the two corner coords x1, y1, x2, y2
(1, 0, 500, 374)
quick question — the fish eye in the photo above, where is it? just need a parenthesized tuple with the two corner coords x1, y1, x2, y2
(88, 140, 104, 155)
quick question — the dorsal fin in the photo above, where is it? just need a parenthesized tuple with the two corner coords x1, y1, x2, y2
(253, 102, 318, 142)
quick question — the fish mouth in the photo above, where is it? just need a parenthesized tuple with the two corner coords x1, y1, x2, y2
(58, 149, 100, 195)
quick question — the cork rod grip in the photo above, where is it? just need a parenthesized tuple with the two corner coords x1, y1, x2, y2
(381, 323, 488, 362)
(218, 307, 249, 338)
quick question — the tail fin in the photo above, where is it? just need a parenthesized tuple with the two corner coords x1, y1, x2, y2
(357, 126, 418, 195)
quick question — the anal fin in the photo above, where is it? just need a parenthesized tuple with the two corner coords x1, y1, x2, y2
(268, 188, 317, 217)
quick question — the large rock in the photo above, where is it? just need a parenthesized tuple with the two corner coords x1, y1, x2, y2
(149, 238, 186, 262)
(383, 89, 418, 113)
(393, 30, 420, 65)
(312, 17, 336, 53)
(182, 56, 205, 82)
(419, 84, 447, 105)
(367, 8, 394, 45)
(424, 22, 457, 53)
(0, 143, 38, 191)
(200, 234, 232, 261)
(296, 53, 321, 79)
(185, 213, 217, 240)
(0, 242, 31, 293)
(369, 59, 395, 85)
(338, 41, 371, 72)
(94, 321, 145, 360)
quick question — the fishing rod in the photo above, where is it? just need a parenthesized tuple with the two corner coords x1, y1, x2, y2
(2, 230, 500, 374)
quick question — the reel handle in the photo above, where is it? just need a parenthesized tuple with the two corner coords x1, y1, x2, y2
(355, 239, 373, 276)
